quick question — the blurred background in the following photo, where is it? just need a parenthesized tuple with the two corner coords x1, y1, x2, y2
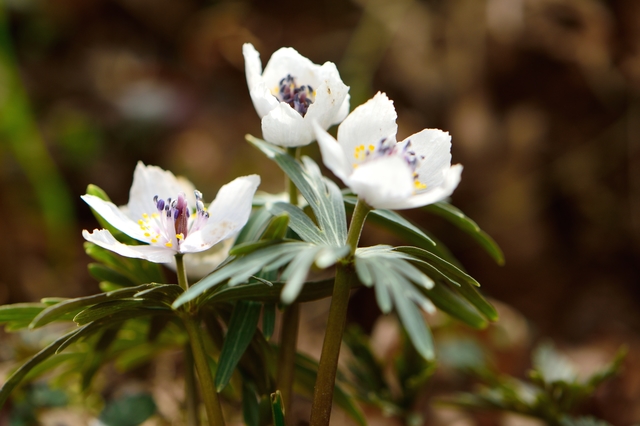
(0, 0, 639, 424)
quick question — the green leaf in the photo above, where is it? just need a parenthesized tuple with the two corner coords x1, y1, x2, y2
(394, 246, 498, 321)
(174, 242, 311, 308)
(424, 282, 488, 329)
(0, 303, 46, 331)
(30, 284, 158, 328)
(344, 195, 435, 247)
(271, 390, 286, 426)
(0, 326, 86, 409)
(88, 263, 137, 288)
(98, 393, 156, 426)
(532, 342, 578, 384)
(262, 303, 276, 341)
(215, 301, 262, 391)
(424, 202, 504, 265)
(73, 299, 171, 325)
(354, 246, 436, 359)
(242, 382, 260, 426)
(390, 280, 435, 360)
(247, 136, 347, 246)
(81, 325, 122, 390)
(268, 202, 324, 245)
(234, 206, 273, 246)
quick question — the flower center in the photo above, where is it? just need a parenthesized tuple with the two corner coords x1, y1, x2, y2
(137, 190, 209, 249)
(273, 74, 315, 116)
(353, 139, 427, 190)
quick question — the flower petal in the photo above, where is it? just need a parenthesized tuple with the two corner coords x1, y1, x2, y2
(180, 175, 260, 253)
(403, 129, 452, 189)
(126, 162, 193, 223)
(337, 92, 398, 168)
(347, 156, 414, 209)
(261, 47, 321, 89)
(261, 102, 310, 146)
(313, 120, 351, 182)
(83, 229, 175, 263)
(304, 66, 349, 131)
(243, 44, 280, 119)
(383, 164, 463, 210)
(81, 194, 147, 241)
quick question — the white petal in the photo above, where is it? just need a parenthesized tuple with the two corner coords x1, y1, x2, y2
(83, 229, 175, 263)
(261, 47, 321, 89)
(243, 43, 263, 94)
(304, 70, 349, 132)
(403, 129, 452, 189)
(127, 162, 189, 223)
(261, 102, 311, 147)
(313, 120, 351, 182)
(347, 156, 414, 209)
(180, 175, 260, 253)
(337, 92, 398, 168)
(383, 164, 463, 210)
(81, 195, 147, 241)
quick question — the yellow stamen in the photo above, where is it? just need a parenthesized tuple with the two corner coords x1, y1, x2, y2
(138, 220, 144, 225)
(176, 233, 184, 240)
(368, 144, 375, 151)
(414, 181, 427, 190)
(144, 232, 151, 237)
(165, 242, 173, 248)
(151, 239, 158, 243)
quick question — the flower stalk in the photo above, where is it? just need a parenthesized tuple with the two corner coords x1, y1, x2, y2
(176, 254, 225, 426)
(277, 146, 302, 420)
(309, 198, 371, 426)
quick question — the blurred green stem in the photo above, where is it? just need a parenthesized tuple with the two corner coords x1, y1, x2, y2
(176, 255, 225, 426)
(277, 147, 301, 420)
(184, 344, 199, 426)
(0, 5, 75, 263)
(309, 199, 370, 426)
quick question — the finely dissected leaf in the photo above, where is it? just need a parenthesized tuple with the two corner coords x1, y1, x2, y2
(268, 202, 324, 244)
(424, 201, 504, 265)
(133, 284, 183, 306)
(270, 391, 285, 426)
(390, 278, 435, 360)
(247, 136, 347, 246)
(202, 278, 349, 305)
(215, 301, 262, 391)
(0, 303, 46, 331)
(73, 299, 171, 325)
(30, 284, 158, 328)
(394, 246, 498, 321)
(354, 246, 436, 359)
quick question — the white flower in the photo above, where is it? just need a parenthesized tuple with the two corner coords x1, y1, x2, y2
(82, 162, 260, 264)
(313, 92, 462, 210)
(243, 43, 350, 147)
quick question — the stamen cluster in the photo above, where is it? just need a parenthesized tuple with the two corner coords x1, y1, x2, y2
(138, 190, 210, 249)
(276, 74, 314, 116)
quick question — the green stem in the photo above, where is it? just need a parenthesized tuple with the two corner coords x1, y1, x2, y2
(276, 303, 299, 418)
(277, 146, 302, 421)
(183, 314, 226, 426)
(184, 344, 199, 426)
(309, 199, 370, 426)
(176, 254, 225, 425)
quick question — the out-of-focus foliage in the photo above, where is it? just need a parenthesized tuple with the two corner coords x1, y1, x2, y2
(446, 342, 626, 426)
